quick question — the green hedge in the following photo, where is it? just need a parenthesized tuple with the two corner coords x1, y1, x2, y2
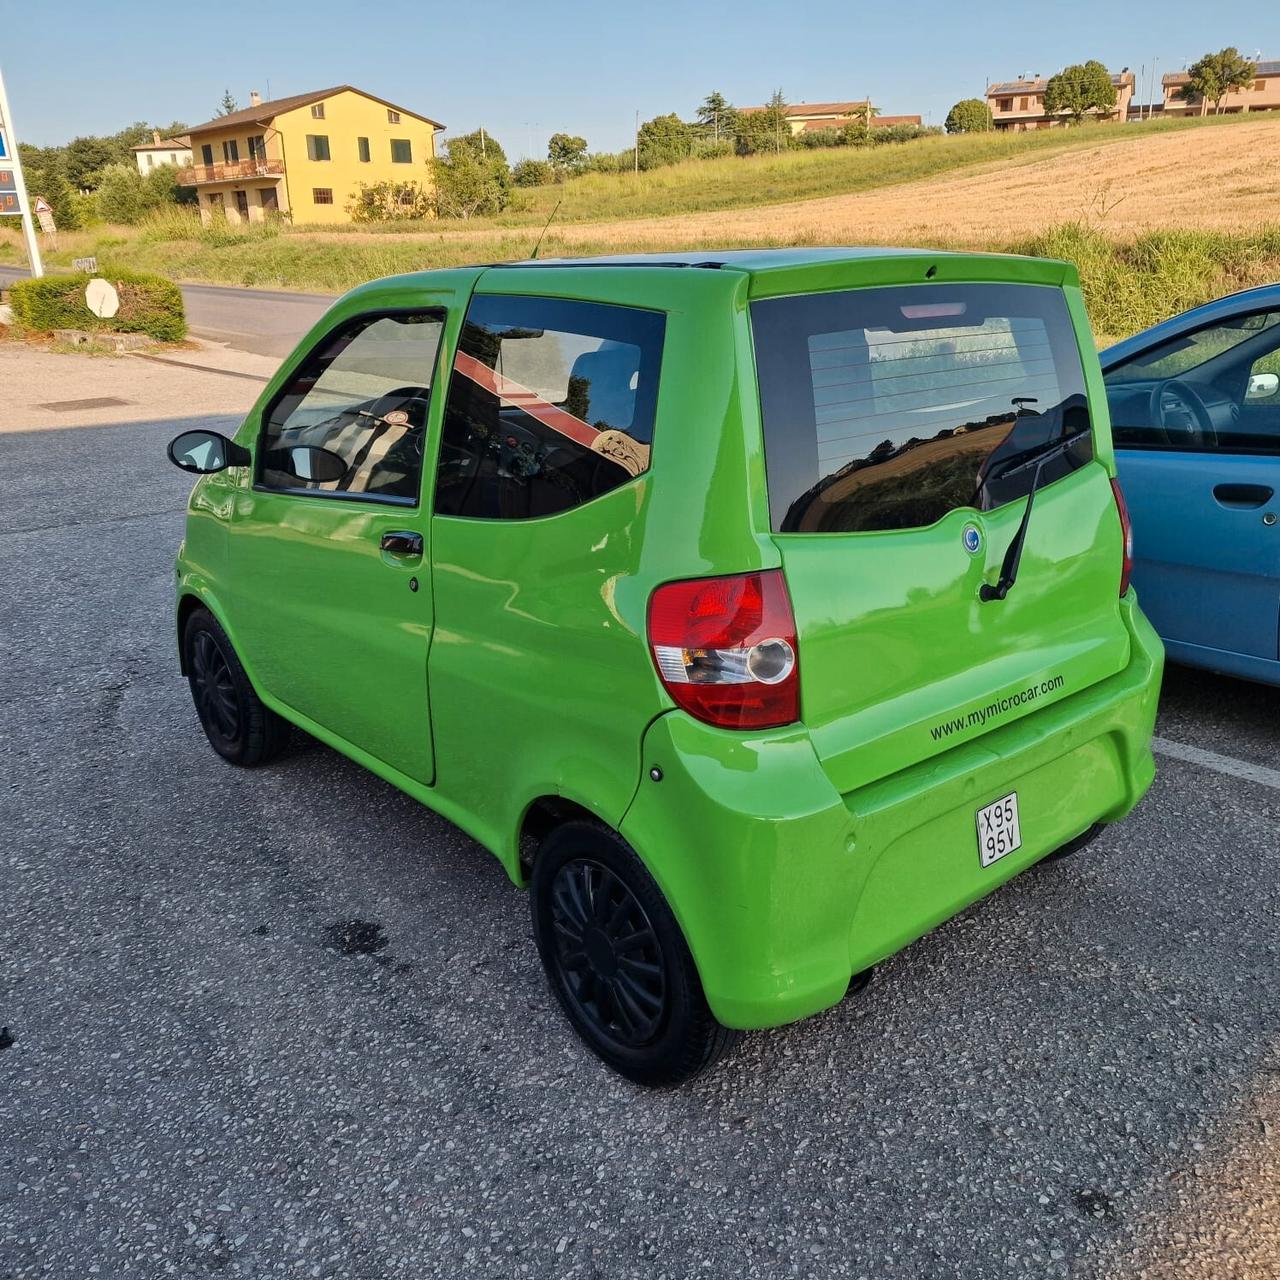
(8, 269, 186, 342)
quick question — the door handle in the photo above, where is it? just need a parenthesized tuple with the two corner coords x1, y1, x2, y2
(1212, 483, 1274, 509)
(380, 530, 423, 556)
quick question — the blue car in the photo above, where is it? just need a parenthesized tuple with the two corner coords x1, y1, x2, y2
(1101, 286, 1280, 686)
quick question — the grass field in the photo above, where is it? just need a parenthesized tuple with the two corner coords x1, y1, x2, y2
(3, 112, 1278, 342)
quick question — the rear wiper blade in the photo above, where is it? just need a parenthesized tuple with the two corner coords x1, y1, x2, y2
(980, 429, 1090, 603)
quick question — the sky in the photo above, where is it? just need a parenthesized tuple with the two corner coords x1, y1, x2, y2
(2, 0, 1275, 157)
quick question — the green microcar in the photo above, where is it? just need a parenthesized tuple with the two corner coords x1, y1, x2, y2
(168, 249, 1163, 1085)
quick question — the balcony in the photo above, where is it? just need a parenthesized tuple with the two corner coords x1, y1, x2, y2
(179, 157, 285, 185)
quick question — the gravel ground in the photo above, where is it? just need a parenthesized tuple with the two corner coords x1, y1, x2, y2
(1, 350, 1276, 1279)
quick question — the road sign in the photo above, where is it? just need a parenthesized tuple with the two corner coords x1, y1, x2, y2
(85, 278, 120, 319)
(33, 193, 54, 234)
(73, 256, 98, 273)
(0, 64, 42, 274)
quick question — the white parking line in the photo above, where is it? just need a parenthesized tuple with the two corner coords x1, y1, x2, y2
(1152, 736, 1280, 792)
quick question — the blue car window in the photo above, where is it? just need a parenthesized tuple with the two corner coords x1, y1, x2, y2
(1106, 311, 1280, 454)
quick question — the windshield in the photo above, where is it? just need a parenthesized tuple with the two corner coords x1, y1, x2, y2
(752, 283, 1093, 533)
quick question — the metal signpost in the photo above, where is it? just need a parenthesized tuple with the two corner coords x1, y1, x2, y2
(0, 62, 43, 277)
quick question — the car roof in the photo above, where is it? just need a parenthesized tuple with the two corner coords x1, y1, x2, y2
(343, 246, 1076, 307)
(1101, 282, 1280, 367)
(495, 247, 941, 270)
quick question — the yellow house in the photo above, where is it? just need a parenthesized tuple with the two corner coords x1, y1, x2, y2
(180, 85, 444, 226)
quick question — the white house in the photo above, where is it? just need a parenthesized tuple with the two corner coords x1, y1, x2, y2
(130, 131, 193, 174)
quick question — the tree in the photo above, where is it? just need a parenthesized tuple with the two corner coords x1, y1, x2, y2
(63, 135, 117, 190)
(944, 98, 994, 133)
(216, 89, 239, 117)
(24, 167, 80, 230)
(1043, 61, 1117, 124)
(434, 137, 511, 218)
(449, 128, 508, 166)
(840, 101, 880, 146)
(511, 158, 554, 187)
(96, 163, 148, 224)
(735, 90, 790, 155)
(636, 113, 693, 169)
(696, 91, 737, 142)
(547, 132, 588, 174)
(1178, 47, 1257, 114)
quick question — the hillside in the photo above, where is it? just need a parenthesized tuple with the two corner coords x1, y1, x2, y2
(449, 113, 1280, 253)
(3, 113, 1278, 341)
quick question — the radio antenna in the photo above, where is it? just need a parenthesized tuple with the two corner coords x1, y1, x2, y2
(529, 200, 562, 260)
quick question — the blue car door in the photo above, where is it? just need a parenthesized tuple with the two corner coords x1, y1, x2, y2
(1104, 307, 1280, 673)
(1116, 450, 1278, 661)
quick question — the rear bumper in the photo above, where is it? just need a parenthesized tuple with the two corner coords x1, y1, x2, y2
(621, 596, 1164, 1030)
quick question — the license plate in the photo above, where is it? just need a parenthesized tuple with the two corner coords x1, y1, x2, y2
(976, 792, 1022, 868)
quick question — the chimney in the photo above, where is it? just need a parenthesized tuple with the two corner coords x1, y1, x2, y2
(152, 130, 161, 144)
(250, 90, 262, 107)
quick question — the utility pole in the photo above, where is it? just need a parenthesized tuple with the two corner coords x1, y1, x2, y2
(480, 125, 487, 158)
(634, 110, 640, 176)
(0, 62, 43, 277)
(1148, 59, 1158, 121)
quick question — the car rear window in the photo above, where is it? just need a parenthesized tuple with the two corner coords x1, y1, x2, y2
(752, 283, 1093, 533)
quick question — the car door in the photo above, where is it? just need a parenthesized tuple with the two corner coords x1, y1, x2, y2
(224, 298, 451, 785)
(1104, 308, 1280, 667)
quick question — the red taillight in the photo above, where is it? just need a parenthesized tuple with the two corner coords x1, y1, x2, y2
(648, 570, 799, 730)
(1111, 477, 1134, 597)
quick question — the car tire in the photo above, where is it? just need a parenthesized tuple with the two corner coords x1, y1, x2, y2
(531, 821, 738, 1087)
(183, 606, 291, 767)
(1042, 823, 1104, 863)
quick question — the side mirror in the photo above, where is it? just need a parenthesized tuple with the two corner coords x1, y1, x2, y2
(167, 430, 250, 474)
(1246, 371, 1280, 401)
(280, 445, 347, 483)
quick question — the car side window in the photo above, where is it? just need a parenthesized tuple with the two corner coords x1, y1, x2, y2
(1105, 310, 1280, 453)
(259, 310, 444, 502)
(434, 294, 665, 520)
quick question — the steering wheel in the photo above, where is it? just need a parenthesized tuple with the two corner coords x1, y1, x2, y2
(365, 386, 430, 428)
(1149, 379, 1217, 448)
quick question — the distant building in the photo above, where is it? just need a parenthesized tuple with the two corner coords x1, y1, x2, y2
(1161, 59, 1280, 116)
(986, 71, 1135, 130)
(737, 101, 922, 135)
(130, 131, 193, 174)
(179, 85, 444, 226)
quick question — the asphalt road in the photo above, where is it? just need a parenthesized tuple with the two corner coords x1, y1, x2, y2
(2, 385, 1277, 1278)
(0, 264, 332, 357)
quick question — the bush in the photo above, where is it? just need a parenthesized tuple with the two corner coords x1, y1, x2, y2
(96, 163, 148, 225)
(347, 180, 436, 221)
(875, 122, 941, 144)
(9, 269, 186, 341)
(791, 128, 846, 149)
(142, 162, 197, 208)
(511, 159, 554, 187)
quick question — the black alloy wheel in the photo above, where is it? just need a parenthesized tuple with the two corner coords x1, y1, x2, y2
(531, 821, 738, 1087)
(183, 607, 291, 767)
(548, 857, 667, 1049)
(189, 627, 241, 753)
